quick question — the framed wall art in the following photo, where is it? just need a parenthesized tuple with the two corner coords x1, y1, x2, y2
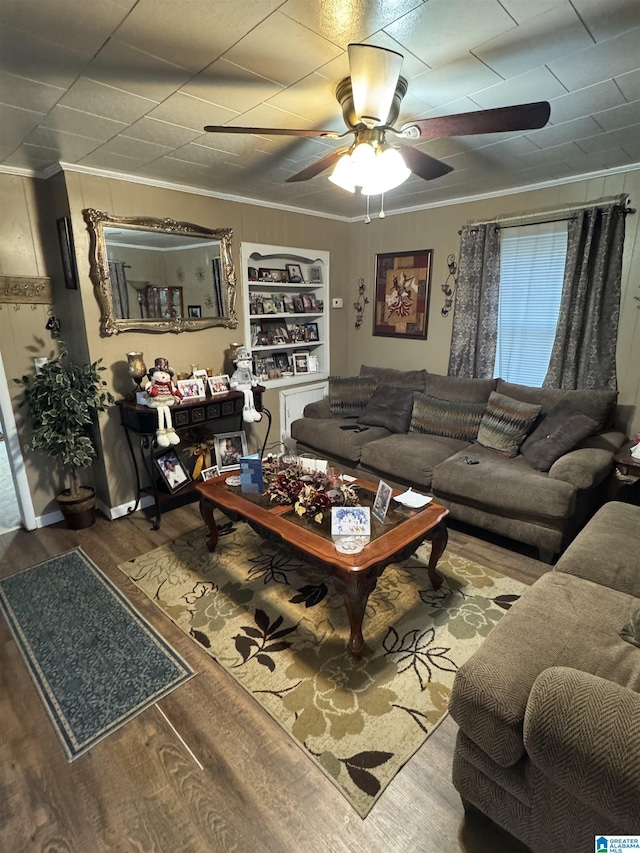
(373, 249, 433, 340)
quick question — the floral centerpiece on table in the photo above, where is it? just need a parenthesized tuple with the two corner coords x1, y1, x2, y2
(265, 464, 359, 524)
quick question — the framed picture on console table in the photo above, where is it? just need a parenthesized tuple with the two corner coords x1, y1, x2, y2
(373, 249, 432, 340)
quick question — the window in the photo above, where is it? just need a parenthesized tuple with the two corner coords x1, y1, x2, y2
(494, 222, 568, 387)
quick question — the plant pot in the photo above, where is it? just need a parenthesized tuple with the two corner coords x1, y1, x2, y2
(57, 486, 97, 529)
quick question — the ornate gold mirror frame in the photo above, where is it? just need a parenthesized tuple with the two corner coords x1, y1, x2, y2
(83, 208, 238, 335)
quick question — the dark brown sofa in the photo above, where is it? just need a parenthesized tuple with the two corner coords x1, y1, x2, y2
(291, 366, 625, 560)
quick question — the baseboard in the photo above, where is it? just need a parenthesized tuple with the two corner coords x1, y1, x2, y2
(35, 509, 64, 528)
(99, 495, 155, 521)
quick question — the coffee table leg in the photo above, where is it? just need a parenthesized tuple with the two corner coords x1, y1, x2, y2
(332, 569, 379, 659)
(199, 496, 219, 552)
(424, 522, 448, 590)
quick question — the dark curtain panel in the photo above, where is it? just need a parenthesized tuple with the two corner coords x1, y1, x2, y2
(448, 223, 501, 378)
(544, 203, 626, 391)
(108, 260, 130, 320)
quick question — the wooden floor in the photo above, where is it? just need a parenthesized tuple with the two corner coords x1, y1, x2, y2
(0, 505, 547, 853)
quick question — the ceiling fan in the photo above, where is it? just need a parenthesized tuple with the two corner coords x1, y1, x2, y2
(203, 44, 550, 195)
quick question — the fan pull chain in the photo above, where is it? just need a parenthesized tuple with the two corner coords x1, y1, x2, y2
(379, 193, 386, 219)
(364, 195, 371, 224)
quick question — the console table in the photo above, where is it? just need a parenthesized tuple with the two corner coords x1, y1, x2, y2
(117, 388, 264, 529)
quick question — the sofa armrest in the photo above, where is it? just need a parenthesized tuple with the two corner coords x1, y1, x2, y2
(548, 447, 614, 489)
(303, 397, 331, 419)
(524, 666, 640, 827)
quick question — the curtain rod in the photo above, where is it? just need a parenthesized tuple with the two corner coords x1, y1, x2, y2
(465, 194, 635, 229)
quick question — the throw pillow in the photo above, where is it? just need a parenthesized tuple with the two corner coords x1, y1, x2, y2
(357, 384, 415, 433)
(520, 400, 599, 472)
(477, 391, 542, 458)
(329, 375, 378, 418)
(409, 392, 487, 442)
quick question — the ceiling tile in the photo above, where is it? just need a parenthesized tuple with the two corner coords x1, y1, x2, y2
(182, 59, 283, 114)
(360, 31, 431, 79)
(84, 40, 192, 103)
(59, 78, 158, 123)
(223, 12, 343, 87)
(384, 0, 515, 69)
(515, 140, 585, 166)
(0, 25, 89, 88)
(40, 105, 127, 140)
(24, 126, 103, 159)
(265, 72, 343, 128)
(615, 68, 640, 102)
(95, 135, 173, 163)
(1, 143, 58, 169)
(497, 0, 566, 25)
(593, 99, 640, 131)
(548, 80, 627, 124)
(470, 67, 568, 109)
(571, 0, 640, 42)
(279, 0, 424, 48)
(0, 103, 45, 150)
(114, 0, 282, 73)
(193, 131, 279, 158)
(146, 92, 238, 131)
(168, 142, 238, 168)
(548, 27, 640, 91)
(525, 115, 603, 148)
(408, 55, 503, 109)
(473, 3, 593, 78)
(0, 0, 134, 56)
(0, 71, 65, 113)
(121, 117, 202, 148)
(78, 147, 156, 171)
(575, 124, 640, 153)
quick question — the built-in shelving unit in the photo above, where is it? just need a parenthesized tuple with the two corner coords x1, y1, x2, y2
(241, 242, 330, 390)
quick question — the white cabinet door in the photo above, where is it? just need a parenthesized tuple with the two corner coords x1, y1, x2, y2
(279, 382, 328, 445)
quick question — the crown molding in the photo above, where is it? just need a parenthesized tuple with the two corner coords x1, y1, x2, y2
(1, 159, 638, 224)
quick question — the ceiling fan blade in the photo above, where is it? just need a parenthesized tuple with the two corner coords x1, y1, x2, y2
(285, 147, 351, 183)
(203, 125, 339, 138)
(401, 102, 551, 139)
(348, 43, 403, 127)
(396, 144, 453, 181)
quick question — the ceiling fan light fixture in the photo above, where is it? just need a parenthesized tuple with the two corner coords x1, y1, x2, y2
(362, 147, 411, 195)
(348, 43, 403, 127)
(328, 153, 356, 192)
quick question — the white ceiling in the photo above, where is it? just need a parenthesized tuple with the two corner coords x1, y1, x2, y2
(1, 0, 639, 219)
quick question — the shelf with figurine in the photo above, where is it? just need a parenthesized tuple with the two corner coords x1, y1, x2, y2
(241, 242, 329, 390)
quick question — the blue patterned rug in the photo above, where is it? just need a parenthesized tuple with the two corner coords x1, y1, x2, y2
(0, 547, 194, 760)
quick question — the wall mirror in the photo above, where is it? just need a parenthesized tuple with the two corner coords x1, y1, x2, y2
(83, 209, 238, 335)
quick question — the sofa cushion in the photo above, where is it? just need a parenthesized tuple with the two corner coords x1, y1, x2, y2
(449, 572, 640, 767)
(359, 364, 427, 390)
(520, 400, 599, 472)
(409, 392, 486, 442)
(328, 375, 378, 418)
(477, 392, 541, 458)
(357, 384, 415, 433)
(425, 373, 497, 404)
(496, 380, 617, 432)
(360, 433, 468, 490)
(432, 445, 576, 519)
(290, 417, 389, 464)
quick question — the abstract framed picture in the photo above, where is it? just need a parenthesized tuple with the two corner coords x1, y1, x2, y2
(373, 249, 433, 340)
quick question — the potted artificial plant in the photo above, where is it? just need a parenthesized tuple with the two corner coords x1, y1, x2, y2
(15, 341, 114, 529)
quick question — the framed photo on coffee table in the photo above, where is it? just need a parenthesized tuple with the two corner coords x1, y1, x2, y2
(214, 431, 248, 472)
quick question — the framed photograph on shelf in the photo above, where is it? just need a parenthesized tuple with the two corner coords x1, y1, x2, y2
(308, 355, 319, 373)
(56, 217, 79, 289)
(262, 296, 277, 314)
(286, 263, 303, 283)
(293, 351, 310, 374)
(259, 268, 288, 284)
(155, 450, 191, 493)
(187, 304, 202, 318)
(373, 249, 433, 340)
(207, 374, 231, 395)
(304, 322, 319, 341)
(273, 352, 291, 373)
(309, 266, 323, 283)
(292, 295, 305, 314)
(283, 293, 296, 313)
(302, 294, 315, 312)
(214, 431, 248, 472)
(177, 378, 206, 399)
(200, 465, 219, 482)
(192, 368, 208, 380)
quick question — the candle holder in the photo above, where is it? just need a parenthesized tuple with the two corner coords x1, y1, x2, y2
(126, 351, 147, 401)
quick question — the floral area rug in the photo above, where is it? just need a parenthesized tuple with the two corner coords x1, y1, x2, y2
(119, 521, 526, 817)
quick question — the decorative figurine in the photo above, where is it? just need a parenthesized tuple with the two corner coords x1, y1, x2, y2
(145, 357, 183, 447)
(230, 346, 262, 423)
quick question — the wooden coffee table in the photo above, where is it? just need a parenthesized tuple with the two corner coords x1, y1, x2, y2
(196, 474, 449, 658)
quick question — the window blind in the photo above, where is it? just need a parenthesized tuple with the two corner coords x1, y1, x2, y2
(494, 222, 568, 387)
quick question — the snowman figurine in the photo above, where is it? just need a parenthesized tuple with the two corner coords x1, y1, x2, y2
(230, 346, 262, 423)
(145, 357, 183, 446)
